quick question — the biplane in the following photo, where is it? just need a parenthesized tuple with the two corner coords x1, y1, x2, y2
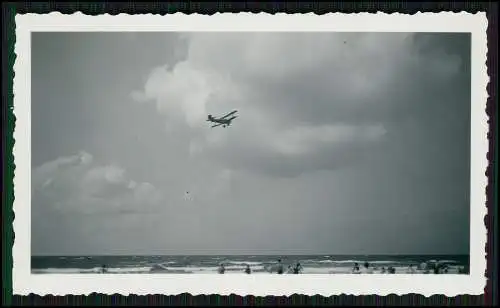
(206, 110, 238, 128)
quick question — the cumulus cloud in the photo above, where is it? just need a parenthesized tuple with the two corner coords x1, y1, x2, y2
(132, 32, 462, 178)
(31, 151, 168, 254)
(32, 151, 163, 216)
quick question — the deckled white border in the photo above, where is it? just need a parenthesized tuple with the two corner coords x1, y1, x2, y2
(13, 12, 489, 297)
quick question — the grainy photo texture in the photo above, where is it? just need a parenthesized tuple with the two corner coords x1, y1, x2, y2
(13, 12, 488, 297)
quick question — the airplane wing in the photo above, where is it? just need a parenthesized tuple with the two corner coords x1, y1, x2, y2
(211, 123, 223, 128)
(226, 116, 238, 122)
(220, 110, 238, 120)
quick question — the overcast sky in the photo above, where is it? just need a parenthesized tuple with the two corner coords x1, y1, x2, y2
(31, 32, 471, 256)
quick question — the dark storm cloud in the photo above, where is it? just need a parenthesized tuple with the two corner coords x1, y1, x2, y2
(31, 32, 471, 255)
(135, 33, 469, 180)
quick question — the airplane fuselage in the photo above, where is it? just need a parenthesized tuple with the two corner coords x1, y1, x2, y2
(207, 110, 238, 128)
(208, 115, 232, 124)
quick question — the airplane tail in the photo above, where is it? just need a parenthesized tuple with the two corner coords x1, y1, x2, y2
(207, 115, 213, 121)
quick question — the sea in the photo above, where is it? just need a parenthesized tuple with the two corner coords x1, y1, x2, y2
(31, 254, 469, 274)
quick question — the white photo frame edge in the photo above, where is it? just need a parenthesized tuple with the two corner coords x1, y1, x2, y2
(12, 12, 489, 297)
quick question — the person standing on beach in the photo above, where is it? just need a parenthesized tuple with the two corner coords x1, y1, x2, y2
(244, 264, 251, 274)
(292, 262, 303, 274)
(433, 263, 440, 274)
(276, 259, 284, 274)
(218, 263, 225, 274)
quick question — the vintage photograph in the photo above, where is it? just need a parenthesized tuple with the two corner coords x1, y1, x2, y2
(30, 30, 471, 276)
(13, 12, 488, 296)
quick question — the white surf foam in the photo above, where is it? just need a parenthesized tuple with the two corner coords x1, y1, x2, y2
(32, 266, 153, 274)
(225, 261, 263, 266)
(32, 265, 463, 275)
(317, 259, 399, 265)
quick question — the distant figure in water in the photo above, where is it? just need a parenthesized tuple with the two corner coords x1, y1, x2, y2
(244, 264, 251, 274)
(276, 259, 284, 274)
(218, 263, 225, 274)
(363, 261, 374, 273)
(101, 264, 107, 274)
(433, 264, 440, 274)
(292, 262, 303, 274)
(352, 262, 360, 273)
(387, 266, 396, 274)
(380, 267, 386, 274)
(407, 264, 415, 274)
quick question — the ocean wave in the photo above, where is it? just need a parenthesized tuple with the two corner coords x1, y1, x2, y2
(225, 261, 262, 266)
(436, 260, 459, 264)
(31, 264, 464, 275)
(32, 266, 153, 274)
(317, 260, 399, 265)
(32, 268, 85, 274)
